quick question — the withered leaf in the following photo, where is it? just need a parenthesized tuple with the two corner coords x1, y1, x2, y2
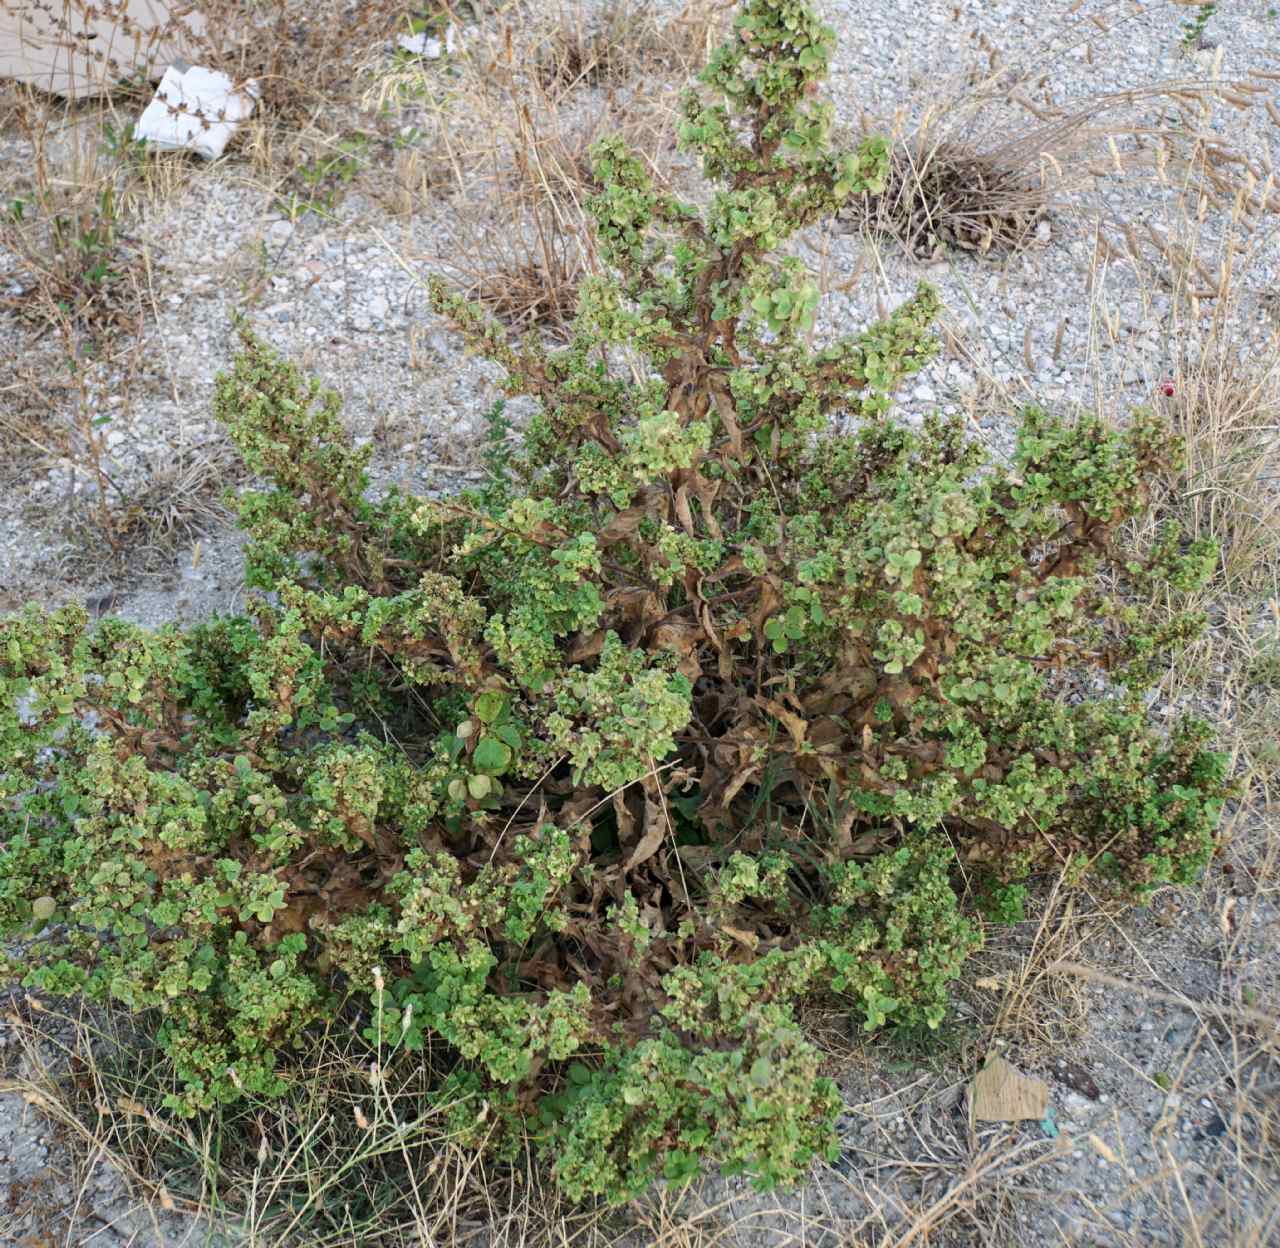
(674, 483, 696, 536)
(623, 782, 668, 872)
(651, 618, 704, 675)
(711, 388, 745, 461)
(599, 505, 648, 547)
(719, 761, 759, 809)
(749, 578, 782, 638)
(611, 789, 636, 844)
(761, 697, 807, 749)
(608, 588, 665, 634)
(692, 472, 723, 539)
(568, 630, 607, 664)
(721, 923, 760, 951)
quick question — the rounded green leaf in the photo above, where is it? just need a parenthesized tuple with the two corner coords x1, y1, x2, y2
(474, 691, 506, 724)
(472, 736, 513, 774)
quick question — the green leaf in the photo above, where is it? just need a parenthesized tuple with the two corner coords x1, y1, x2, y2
(475, 690, 506, 724)
(663, 1150, 698, 1183)
(472, 736, 513, 774)
(493, 722, 522, 750)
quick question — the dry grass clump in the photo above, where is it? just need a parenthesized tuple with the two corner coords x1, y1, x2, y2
(1139, 159, 1280, 604)
(0, 995, 629, 1247)
(0, 105, 146, 340)
(968, 876, 1103, 1060)
(844, 125, 1054, 258)
(195, 1, 409, 126)
(0, 991, 1082, 1248)
(532, 0, 727, 94)
(1163, 337, 1280, 598)
(453, 223, 589, 335)
(841, 26, 1278, 263)
(1125, 211, 1280, 795)
(104, 438, 239, 563)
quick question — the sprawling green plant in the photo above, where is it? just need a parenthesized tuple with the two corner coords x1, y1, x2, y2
(0, 0, 1227, 1203)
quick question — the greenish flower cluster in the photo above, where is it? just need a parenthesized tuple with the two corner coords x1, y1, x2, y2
(0, 0, 1227, 1205)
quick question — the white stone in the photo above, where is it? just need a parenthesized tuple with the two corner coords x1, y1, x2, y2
(135, 63, 259, 160)
(368, 294, 390, 320)
(266, 219, 294, 248)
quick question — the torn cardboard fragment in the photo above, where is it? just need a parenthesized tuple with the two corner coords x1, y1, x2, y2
(0, 0, 206, 99)
(971, 1055, 1050, 1122)
(135, 62, 257, 159)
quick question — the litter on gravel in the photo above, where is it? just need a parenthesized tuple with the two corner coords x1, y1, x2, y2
(135, 62, 259, 160)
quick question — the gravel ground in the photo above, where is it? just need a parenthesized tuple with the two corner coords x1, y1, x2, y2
(1, 0, 1278, 1243)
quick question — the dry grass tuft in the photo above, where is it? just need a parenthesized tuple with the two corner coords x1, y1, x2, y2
(175, 0, 417, 129)
(843, 34, 1279, 262)
(1124, 205, 1280, 798)
(456, 242, 589, 336)
(970, 874, 1105, 1060)
(105, 438, 239, 564)
(532, 0, 726, 94)
(0, 105, 146, 341)
(1162, 332, 1280, 599)
(846, 127, 1054, 257)
(1, 995, 634, 1247)
(0, 987, 1081, 1247)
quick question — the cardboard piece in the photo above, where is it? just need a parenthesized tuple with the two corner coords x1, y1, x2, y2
(0, 0, 206, 99)
(971, 1056, 1051, 1123)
